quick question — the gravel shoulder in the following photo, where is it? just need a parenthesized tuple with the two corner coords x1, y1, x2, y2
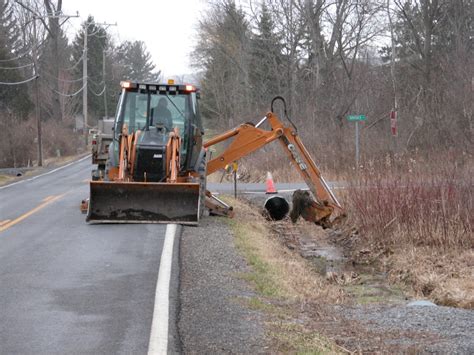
(322, 303, 474, 354)
(178, 216, 267, 354)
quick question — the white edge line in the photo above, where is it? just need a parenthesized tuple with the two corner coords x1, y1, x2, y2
(148, 223, 177, 355)
(0, 155, 91, 190)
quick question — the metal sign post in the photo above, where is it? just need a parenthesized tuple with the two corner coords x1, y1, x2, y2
(355, 121, 360, 167)
(390, 110, 398, 136)
(347, 115, 366, 168)
(232, 161, 238, 198)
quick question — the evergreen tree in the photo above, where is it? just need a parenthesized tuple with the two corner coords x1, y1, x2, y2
(115, 40, 160, 82)
(0, 0, 32, 118)
(248, 2, 283, 107)
(193, 0, 251, 127)
(72, 16, 109, 122)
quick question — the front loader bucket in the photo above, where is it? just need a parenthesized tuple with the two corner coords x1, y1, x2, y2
(87, 181, 200, 225)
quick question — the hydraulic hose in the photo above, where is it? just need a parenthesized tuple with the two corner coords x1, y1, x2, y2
(271, 96, 298, 133)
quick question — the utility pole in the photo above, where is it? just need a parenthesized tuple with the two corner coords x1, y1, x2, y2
(100, 23, 117, 119)
(22, 8, 79, 165)
(83, 25, 88, 145)
(32, 17, 42, 167)
(387, 0, 398, 152)
(83, 21, 116, 145)
(102, 50, 108, 118)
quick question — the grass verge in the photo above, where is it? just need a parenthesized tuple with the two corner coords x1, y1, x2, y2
(386, 247, 474, 308)
(0, 153, 88, 187)
(226, 197, 347, 353)
(0, 174, 14, 186)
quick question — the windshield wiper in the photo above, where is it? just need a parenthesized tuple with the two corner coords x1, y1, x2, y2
(165, 94, 185, 119)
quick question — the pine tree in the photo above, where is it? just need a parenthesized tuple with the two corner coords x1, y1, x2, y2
(193, 0, 251, 127)
(72, 16, 109, 123)
(0, 0, 32, 118)
(115, 40, 160, 82)
(248, 2, 283, 107)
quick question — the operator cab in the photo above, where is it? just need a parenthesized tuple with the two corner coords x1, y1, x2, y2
(110, 80, 204, 181)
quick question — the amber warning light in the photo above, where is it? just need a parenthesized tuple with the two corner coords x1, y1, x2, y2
(120, 81, 137, 89)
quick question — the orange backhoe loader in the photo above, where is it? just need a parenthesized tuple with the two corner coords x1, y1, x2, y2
(84, 81, 344, 227)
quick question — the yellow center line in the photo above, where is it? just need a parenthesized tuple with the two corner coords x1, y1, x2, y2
(0, 220, 11, 227)
(0, 193, 67, 233)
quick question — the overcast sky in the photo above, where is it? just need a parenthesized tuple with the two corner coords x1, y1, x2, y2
(62, 0, 206, 78)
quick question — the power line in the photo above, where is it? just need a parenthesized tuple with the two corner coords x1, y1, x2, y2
(48, 81, 86, 97)
(0, 48, 33, 62)
(82, 20, 117, 142)
(0, 63, 34, 70)
(14, 7, 79, 168)
(87, 75, 104, 86)
(58, 75, 85, 83)
(62, 53, 84, 71)
(0, 36, 50, 63)
(0, 75, 38, 85)
(41, 70, 84, 83)
(89, 85, 106, 96)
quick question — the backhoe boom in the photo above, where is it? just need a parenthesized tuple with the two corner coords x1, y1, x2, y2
(204, 111, 344, 227)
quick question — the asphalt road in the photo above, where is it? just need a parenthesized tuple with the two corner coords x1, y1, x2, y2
(0, 157, 330, 354)
(0, 157, 174, 354)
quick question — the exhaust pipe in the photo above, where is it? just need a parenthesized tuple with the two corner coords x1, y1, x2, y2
(264, 195, 289, 221)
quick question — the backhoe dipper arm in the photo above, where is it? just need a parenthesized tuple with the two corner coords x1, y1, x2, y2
(203, 112, 343, 224)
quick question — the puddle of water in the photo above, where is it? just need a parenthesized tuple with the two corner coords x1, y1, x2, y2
(303, 242, 406, 304)
(301, 243, 346, 274)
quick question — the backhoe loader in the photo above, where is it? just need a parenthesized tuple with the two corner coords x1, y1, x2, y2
(84, 80, 344, 227)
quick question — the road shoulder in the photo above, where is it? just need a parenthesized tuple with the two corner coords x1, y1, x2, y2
(0, 153, 90, 187)
(178, 216, 267, 353)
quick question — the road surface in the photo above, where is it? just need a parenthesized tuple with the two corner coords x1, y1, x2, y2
(0, 157, 180, 354)
(0, 157, 331, 354)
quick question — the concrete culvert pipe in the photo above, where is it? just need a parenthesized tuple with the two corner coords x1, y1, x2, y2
(264, 195, 290, 221)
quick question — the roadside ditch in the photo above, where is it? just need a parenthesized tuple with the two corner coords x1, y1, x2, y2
(221, 195, 474, 353)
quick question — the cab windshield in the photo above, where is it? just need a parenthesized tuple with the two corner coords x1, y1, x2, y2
(120, 91, 190, 134)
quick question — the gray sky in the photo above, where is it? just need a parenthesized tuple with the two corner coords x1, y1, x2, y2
(63, 0, 205, 78)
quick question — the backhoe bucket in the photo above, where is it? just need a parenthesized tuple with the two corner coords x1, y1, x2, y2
(86, 181, 200, 225)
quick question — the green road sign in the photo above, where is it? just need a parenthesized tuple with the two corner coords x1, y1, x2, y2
(347, 115, 366, 121)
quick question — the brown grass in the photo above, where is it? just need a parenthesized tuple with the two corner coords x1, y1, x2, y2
(386, 248, 474, 309)
(0, 174, 14, 186)
(345, 152, 473, 250)
(234, 149, 473, 309)
(226, 197, 347, 353)
(228, 197, 344, 303)
(343, 153, 473, 308)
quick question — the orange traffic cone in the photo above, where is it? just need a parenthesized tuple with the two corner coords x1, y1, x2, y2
(265, 171, 277, 194)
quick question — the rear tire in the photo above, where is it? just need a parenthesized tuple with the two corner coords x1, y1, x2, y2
(92, 164, 106, 181)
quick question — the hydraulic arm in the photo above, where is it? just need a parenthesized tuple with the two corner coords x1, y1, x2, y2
(203, 110, 344, 227)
